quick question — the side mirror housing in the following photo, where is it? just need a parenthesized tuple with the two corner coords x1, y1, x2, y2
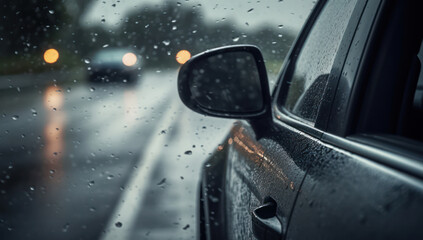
(177, 45, 271, 119)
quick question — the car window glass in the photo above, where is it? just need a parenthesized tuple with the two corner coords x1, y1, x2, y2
(282, 0, 358, 124)
(405, 39, 423, 140)
(413, 41, 423, 110)
(0, 1, 315, 239)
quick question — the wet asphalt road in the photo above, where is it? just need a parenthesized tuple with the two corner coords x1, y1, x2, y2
(0, 69, 232, 240)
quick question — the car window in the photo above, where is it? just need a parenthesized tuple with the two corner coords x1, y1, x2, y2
(281, 0, 358, 124)
(412, 41, 423, 113)
(402, 39, 423, 141)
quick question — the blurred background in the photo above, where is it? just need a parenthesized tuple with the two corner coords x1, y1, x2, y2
(0, 0, 314, 239)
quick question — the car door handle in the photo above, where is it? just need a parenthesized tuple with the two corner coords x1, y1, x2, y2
(251, 201, 283, 240)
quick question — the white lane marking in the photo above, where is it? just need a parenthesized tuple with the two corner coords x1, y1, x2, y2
(100, 96, 180, 240)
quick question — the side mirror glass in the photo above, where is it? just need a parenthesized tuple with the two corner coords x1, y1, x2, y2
(178, 45, 271, 119)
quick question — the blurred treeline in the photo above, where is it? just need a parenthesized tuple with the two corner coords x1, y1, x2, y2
(0, 0, 295, 74)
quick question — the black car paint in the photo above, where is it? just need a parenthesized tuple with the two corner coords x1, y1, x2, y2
(184, 0, 423, 239)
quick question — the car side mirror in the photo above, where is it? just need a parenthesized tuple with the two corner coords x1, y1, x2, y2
(178, 45, 271, 119)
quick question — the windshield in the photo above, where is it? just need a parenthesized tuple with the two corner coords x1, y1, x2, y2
(0, 1, 314, 239)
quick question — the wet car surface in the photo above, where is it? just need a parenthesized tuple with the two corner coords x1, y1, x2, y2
(178, 0, 423, 239)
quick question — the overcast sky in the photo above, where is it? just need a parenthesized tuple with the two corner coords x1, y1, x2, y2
(82, 0, 315, 32)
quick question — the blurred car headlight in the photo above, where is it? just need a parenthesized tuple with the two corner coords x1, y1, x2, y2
(122, 52, 137, 66)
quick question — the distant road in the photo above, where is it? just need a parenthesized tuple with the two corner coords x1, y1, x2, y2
(0, 69, 232, 239)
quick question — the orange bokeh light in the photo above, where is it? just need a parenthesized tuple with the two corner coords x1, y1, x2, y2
(176, 50, 191, 64)
(44, 48, 59, 64)
(122, 52, 137, 66)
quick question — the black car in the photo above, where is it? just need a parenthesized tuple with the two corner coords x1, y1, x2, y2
(178, 0, 423, 239)
(88, 48, 141, 83)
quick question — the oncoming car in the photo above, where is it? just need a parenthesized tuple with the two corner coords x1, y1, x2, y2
(178, 0, 423, 239)
(88, 48, 141, 83)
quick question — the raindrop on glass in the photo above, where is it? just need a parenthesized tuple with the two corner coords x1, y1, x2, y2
(157, 178, 166, 185)
(88, 180, 95, 187)
(62, 223, 70, 233)
(115, 222, 123, 228)
(162, 40, 170, 46)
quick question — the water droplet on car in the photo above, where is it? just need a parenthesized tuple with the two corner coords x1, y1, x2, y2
(209, 195, 219, 203)
(290, 181, 295, 190)
(29, 186, 35, 191)
(49, 10, 54, 14)
(232, 37, 240, 42)
(84, 59, 91, 64)
(182, 224, 190, 230)
(107, 175, 114, 180)
(177, 2, 182, 6)
(11, 115, 19, 120)
(102, 44, 109, 48)
(184, 150, 192, 155)
(90, 87, 95, 92)
(247, 8, 254, 12)
(278, 24, 283, 28)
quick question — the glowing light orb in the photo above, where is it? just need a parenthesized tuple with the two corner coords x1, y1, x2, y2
(44, 49, 59, 64)
(122, 52, 137, 66)
(176, 50, 191, 64)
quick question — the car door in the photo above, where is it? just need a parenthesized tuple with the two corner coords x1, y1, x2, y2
(223, 0, 363, 239)
(286, 0, 423, 239)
